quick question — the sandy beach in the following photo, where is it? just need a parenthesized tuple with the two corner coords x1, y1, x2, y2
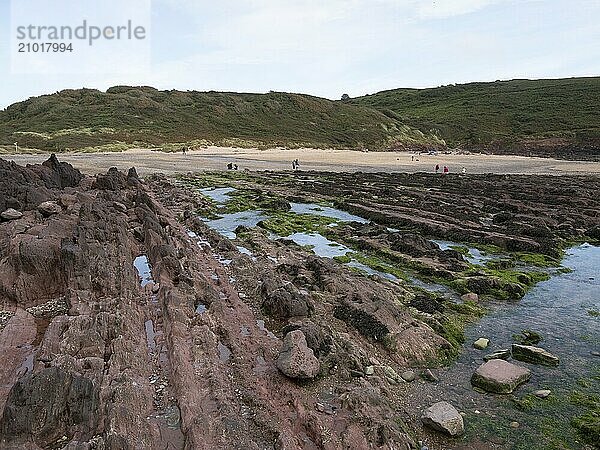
(5, 147, 600, 176)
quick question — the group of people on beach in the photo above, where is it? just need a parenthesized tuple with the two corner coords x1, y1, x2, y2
(435, 164, 467, 175)
(292, 159, 300, 170)
(435, 164, 449, 174)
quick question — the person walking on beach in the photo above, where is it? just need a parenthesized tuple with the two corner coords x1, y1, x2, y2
(443, 166, 449, 175)
(292, 160, 296, 170)
(462, 167, 467, 175)
(435, 164, 440, 173)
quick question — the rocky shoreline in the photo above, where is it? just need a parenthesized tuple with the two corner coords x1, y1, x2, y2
(1, 157, 598, 449)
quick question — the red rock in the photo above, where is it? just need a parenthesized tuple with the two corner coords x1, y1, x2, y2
(471, 359, 531, 394)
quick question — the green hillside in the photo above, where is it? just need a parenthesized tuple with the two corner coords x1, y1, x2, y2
(0, 86, 442, 153)
(351, 77, 600, 159)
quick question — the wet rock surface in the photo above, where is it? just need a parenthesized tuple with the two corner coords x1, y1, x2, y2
(246, 171, 600, 257)
(421, 401, 464, 436)
(511, 344, 560, 367)
(471, 359, 531, 394)
(483, 348, 511, 361)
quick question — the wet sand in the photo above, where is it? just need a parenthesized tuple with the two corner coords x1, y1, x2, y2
(5, 147, 600, 176)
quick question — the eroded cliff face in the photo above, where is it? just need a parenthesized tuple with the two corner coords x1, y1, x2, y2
(1, 157, 458, 449)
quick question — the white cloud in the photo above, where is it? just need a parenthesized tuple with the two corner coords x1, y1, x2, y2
(0, 0, 598, 107)
(413, 0, 506, 19)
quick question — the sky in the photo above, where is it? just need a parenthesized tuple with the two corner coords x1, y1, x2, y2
(0, 0, 599, 108)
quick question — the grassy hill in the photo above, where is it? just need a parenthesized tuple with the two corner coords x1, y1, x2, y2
(0, 86, 443, 153)
(351, 77, 600, 160)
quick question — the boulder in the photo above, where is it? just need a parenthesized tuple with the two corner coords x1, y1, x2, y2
(1, 208, 23, 221)
(261, 275, 314, 318)
(41, 153, 84, 188)
(466, 276, 525, 299)
(421, 401, 464, 436)
(511, 344, 559, 367)
(276, 330, 320, 379)
(534, 389, 551, 399)
(281, 320, 332, 357)
(483, 349, 511, 361)
(38, 201, 62, 216)
(388, 232, 440, 257)
(471, 359, 531, 394)
(401, 370, 416, 382)
(93, 167, 128, 191)
(461, 292, 479, 303)
(473, 338, 489, 350)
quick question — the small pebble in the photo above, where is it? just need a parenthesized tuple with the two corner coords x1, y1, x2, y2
(473, 338, 489, 350)
(510, 421, 520, 428)
(534, 389, 551, 399)
(401, 370, 416, 382)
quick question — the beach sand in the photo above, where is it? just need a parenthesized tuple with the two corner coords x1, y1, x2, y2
(5, 147, 600, 176)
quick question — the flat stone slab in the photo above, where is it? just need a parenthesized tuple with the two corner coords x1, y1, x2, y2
(471, 359, 531, 394)
(421, 401, 464, 436)
(512, 344, 559, 367)
(483, 349, 511, 361)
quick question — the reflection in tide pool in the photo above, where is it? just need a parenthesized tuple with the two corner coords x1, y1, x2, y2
(416, 243, 600, 448)
(285, 232, 400, 282)
(199, 187, 236, 204)
(204, 211, 268, 239)
(347, 260, 399, 282)
(285, 232, 351, 258)
(432, 239, 498, 265)
(290, 203, 369, 224)
(408, 276, 461, 302)
(134, 255, 154, 287)
(464, 243, 600, 373)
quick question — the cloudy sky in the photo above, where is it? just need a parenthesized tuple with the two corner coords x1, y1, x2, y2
(1, 0, 599, 108)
